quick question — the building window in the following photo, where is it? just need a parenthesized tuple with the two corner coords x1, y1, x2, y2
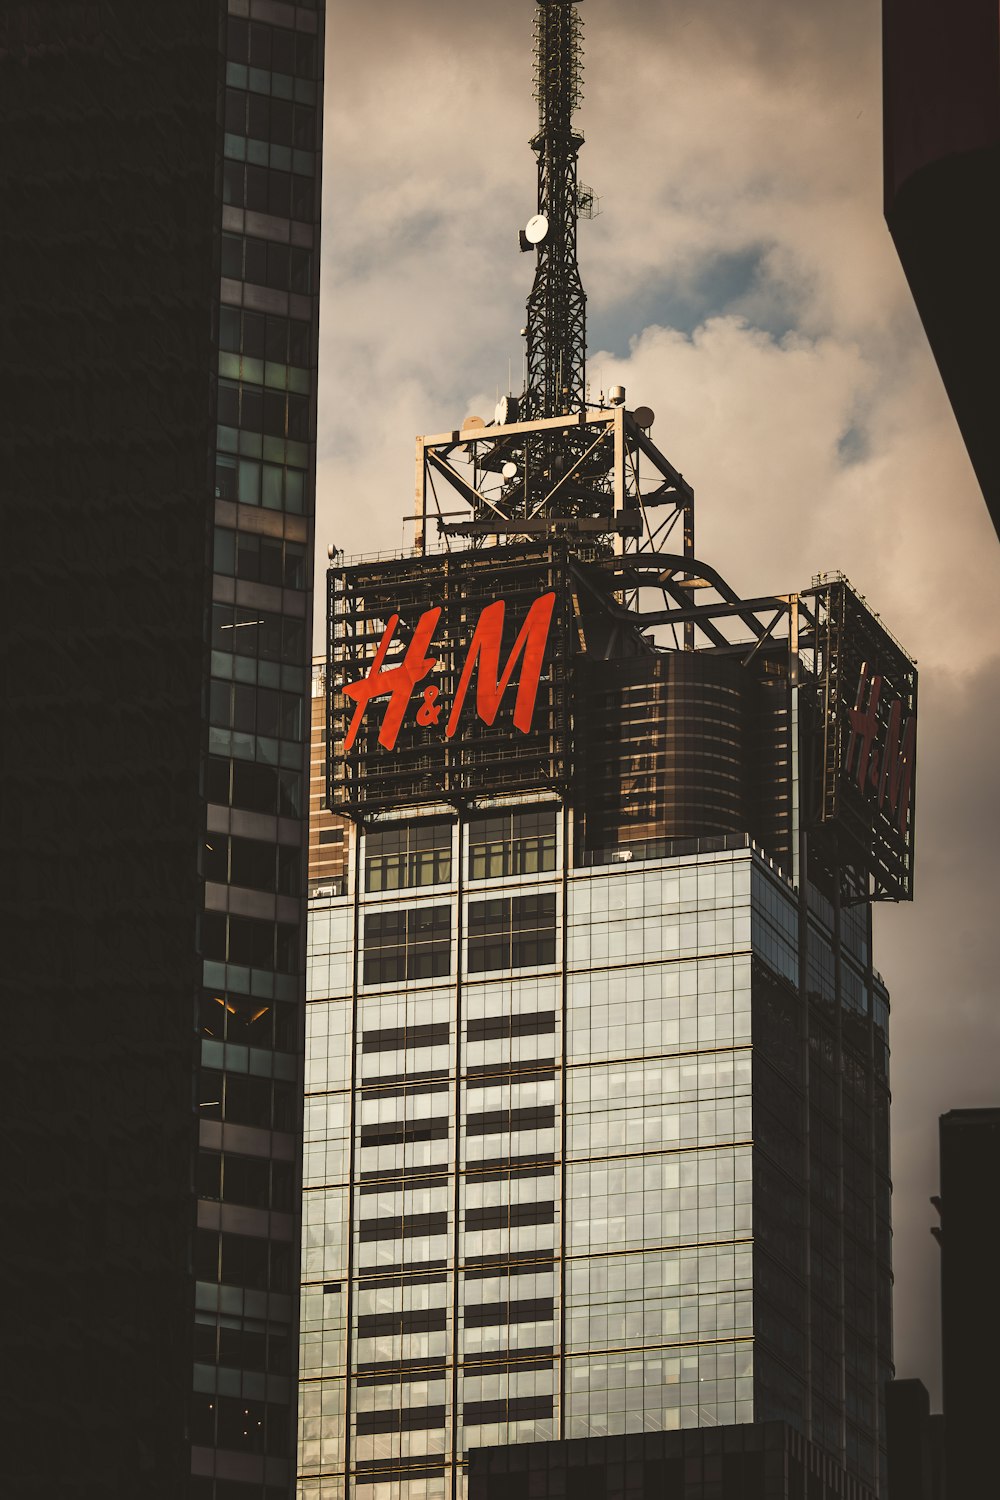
(462, 1395, 553, 1426)
(197, 1069, 296, 1132)
(193, 1316, 289, 1376)
(213, 528, 306, 590)
(365, 822, 452, 892)
(205, 755, 303, 820)
(197, 990, 297, 1053)
(357, 1309, 447, 1339)
(210, 604, 306, 668)
(363, 906, 451, 984)
(197, 1151, 294, 1213)
(201, 910, 299, 974)
(227, 14, 318, 82)
(467, 893, 556, 973)
(354, 1406, 447, 1437)
(220, 231, 313, 293)
(469, 808, 557, 881)
(208, 675, 304, 743)
(359, 1211, 448, 1243)
(217, 310, 311, 368)
(190, 1390, 291, 1457)
(361, 1020, 449, 1054)
(466, 1010, 556, 1043)
(194, 1229, 292, 1297)
(200, 834, 301, 896)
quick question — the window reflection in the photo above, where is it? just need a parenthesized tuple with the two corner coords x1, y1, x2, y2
(365, 822, 452, 893)
(469, 808, 556, 881)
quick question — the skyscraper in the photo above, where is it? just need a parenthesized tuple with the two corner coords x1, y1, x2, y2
(885, 1378, 944, 1500)
(937, 1108, 1000, 1497)
(467, 1422, 881, 1499)
(882, 0, 1000, 541)
(298, 8, 914, 1496)
(300, 564, 909, 1497)
(4, 4, 324, 1494)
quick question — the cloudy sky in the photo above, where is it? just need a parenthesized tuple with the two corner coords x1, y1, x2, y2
(316, 0, 1000, 1404)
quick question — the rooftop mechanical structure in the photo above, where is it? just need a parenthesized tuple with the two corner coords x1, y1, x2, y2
(331, 0, 917, 910)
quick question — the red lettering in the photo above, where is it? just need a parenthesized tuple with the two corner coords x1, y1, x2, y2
(445, 592, 556, 739)
(845, 664, 882, 792)
(342, 608, 440, 752)
(844, 664, 915, 836)
(878, 696, 916, 834)
(341, 591, 556, 751)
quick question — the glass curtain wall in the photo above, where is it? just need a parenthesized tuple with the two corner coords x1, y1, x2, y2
(192, 2, 323, 1493)
(302, 820, 835, 1498)
(301, 813, 890, 1496)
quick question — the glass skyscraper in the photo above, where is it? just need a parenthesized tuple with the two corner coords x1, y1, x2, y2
(6, 3, 324, 1493)
(296, 7, 911, 1494)
(194, 4, 325, 1492)
(295, 499, 914, 1500)
(300, 808, 892, 1497)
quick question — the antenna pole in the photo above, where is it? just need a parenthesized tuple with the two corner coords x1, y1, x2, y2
(523, 0, 586, 421)
(422, 0, 694, 559)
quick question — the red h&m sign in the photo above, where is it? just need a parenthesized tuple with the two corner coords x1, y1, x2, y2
(844, 662, 915, 834)
(342, 592, 556, 752)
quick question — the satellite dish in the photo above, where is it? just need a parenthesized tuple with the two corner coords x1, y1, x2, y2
(633, 406, 655, 430)
(524, 214, 549, 245)
(463, 415, 486, 430)
(501, 461, 519, 480)
(495, 395, 520, 426)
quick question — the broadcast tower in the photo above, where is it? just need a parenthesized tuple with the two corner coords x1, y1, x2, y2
(299, 4, 915, 1496)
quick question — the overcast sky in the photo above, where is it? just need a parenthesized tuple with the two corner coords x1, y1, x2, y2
(316, 0, 1000, 1406)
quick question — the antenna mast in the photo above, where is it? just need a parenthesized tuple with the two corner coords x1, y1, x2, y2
(522, 0, 587, 420)
(414, 0, 693, 559)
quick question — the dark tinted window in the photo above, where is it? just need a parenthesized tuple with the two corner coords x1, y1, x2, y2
(198, 1069, 296, 1132)
(363, 906, 451, 985)
(365, 822, 452, 892)
(467, 893, 556, 972)
(469, 808, 556, 880)
(205, 756, 302, 819)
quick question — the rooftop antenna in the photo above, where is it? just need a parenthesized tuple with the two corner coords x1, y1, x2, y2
(519, 0, 588, 420)
(415, 0, 692, 559)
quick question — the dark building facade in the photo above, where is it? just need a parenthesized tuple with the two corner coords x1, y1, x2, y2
(884, 1379, 942, 1500)
(882, 0, 1000, 540)
(3, 2, 324, 1494)
(938, 1109, 1000, 1498)
(467, 1424, 877, 1500)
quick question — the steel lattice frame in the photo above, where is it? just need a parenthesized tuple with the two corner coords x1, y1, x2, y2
(523, 0, 587, 422)
(413, 405, 694, 559)
(800, 576, 917, 903)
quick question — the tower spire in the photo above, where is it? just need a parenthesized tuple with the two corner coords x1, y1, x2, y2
(417, 0, 692, 554)
(521, 0, 587, 420)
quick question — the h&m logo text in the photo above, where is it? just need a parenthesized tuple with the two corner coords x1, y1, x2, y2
(844, 662, 915, 834)
(342, 592, 556, 752)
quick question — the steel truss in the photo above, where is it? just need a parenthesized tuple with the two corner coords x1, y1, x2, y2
(523, 0, 587, 421)
(561, 557, 916, 903)
(413, 405, 694, 561)
(800, 576, 917, 904)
